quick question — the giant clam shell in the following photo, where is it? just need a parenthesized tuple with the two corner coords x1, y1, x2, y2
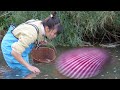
(56, 47, 109, 79)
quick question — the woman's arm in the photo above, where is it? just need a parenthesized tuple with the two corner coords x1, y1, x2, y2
(11, 50, 40, 73)
(11, 24, 40, 73)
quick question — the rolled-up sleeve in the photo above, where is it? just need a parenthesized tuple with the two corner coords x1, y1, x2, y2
(11, 24, 37, 54)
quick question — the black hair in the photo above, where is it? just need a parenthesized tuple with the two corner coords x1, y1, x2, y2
(42, 11, 60, 29)
(54, 23, 63, 35)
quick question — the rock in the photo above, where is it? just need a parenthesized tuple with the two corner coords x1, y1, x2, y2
(99, 42, 120, 48)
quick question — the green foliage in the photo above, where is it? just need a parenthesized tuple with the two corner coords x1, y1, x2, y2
(1, 11, 120, 47)
(0, 11, 15, 31)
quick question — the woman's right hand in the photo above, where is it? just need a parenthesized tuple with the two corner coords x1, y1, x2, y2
(27, 65, 40, 73)
(11, 50, 40, 73)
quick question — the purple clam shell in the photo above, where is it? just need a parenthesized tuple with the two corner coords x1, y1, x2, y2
(56, 47, 109, 79)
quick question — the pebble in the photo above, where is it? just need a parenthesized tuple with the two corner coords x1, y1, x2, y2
(101, 75, 104, 77)
(114, 70, 117, 73)
(115, 77, 118, 79)
(115, 56, 118, 58)
(44, 75, 49, 77)
(113, 67, 116, 69)
(54, 78, 58, 79)
(16, 75, 19, 76)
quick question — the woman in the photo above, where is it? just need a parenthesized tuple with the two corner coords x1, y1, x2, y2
(1, 11, 63, 75)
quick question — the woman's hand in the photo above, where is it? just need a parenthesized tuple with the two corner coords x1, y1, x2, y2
(27, 65, 40, 73)
(40, 40, 48, 45)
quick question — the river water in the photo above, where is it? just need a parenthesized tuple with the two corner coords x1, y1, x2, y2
(0, 46, 120, 79)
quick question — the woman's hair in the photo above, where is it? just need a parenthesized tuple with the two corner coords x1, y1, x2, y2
(54, 23, 63, 35)
(42, 11, 63, 35)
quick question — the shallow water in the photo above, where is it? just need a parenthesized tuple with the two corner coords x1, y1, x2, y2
(0, 46, 120, 79)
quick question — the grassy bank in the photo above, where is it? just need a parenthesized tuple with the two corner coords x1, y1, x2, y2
(1, 11, 120, 47)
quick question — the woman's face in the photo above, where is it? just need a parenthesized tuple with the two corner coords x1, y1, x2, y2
(45, 26, 57, 40)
